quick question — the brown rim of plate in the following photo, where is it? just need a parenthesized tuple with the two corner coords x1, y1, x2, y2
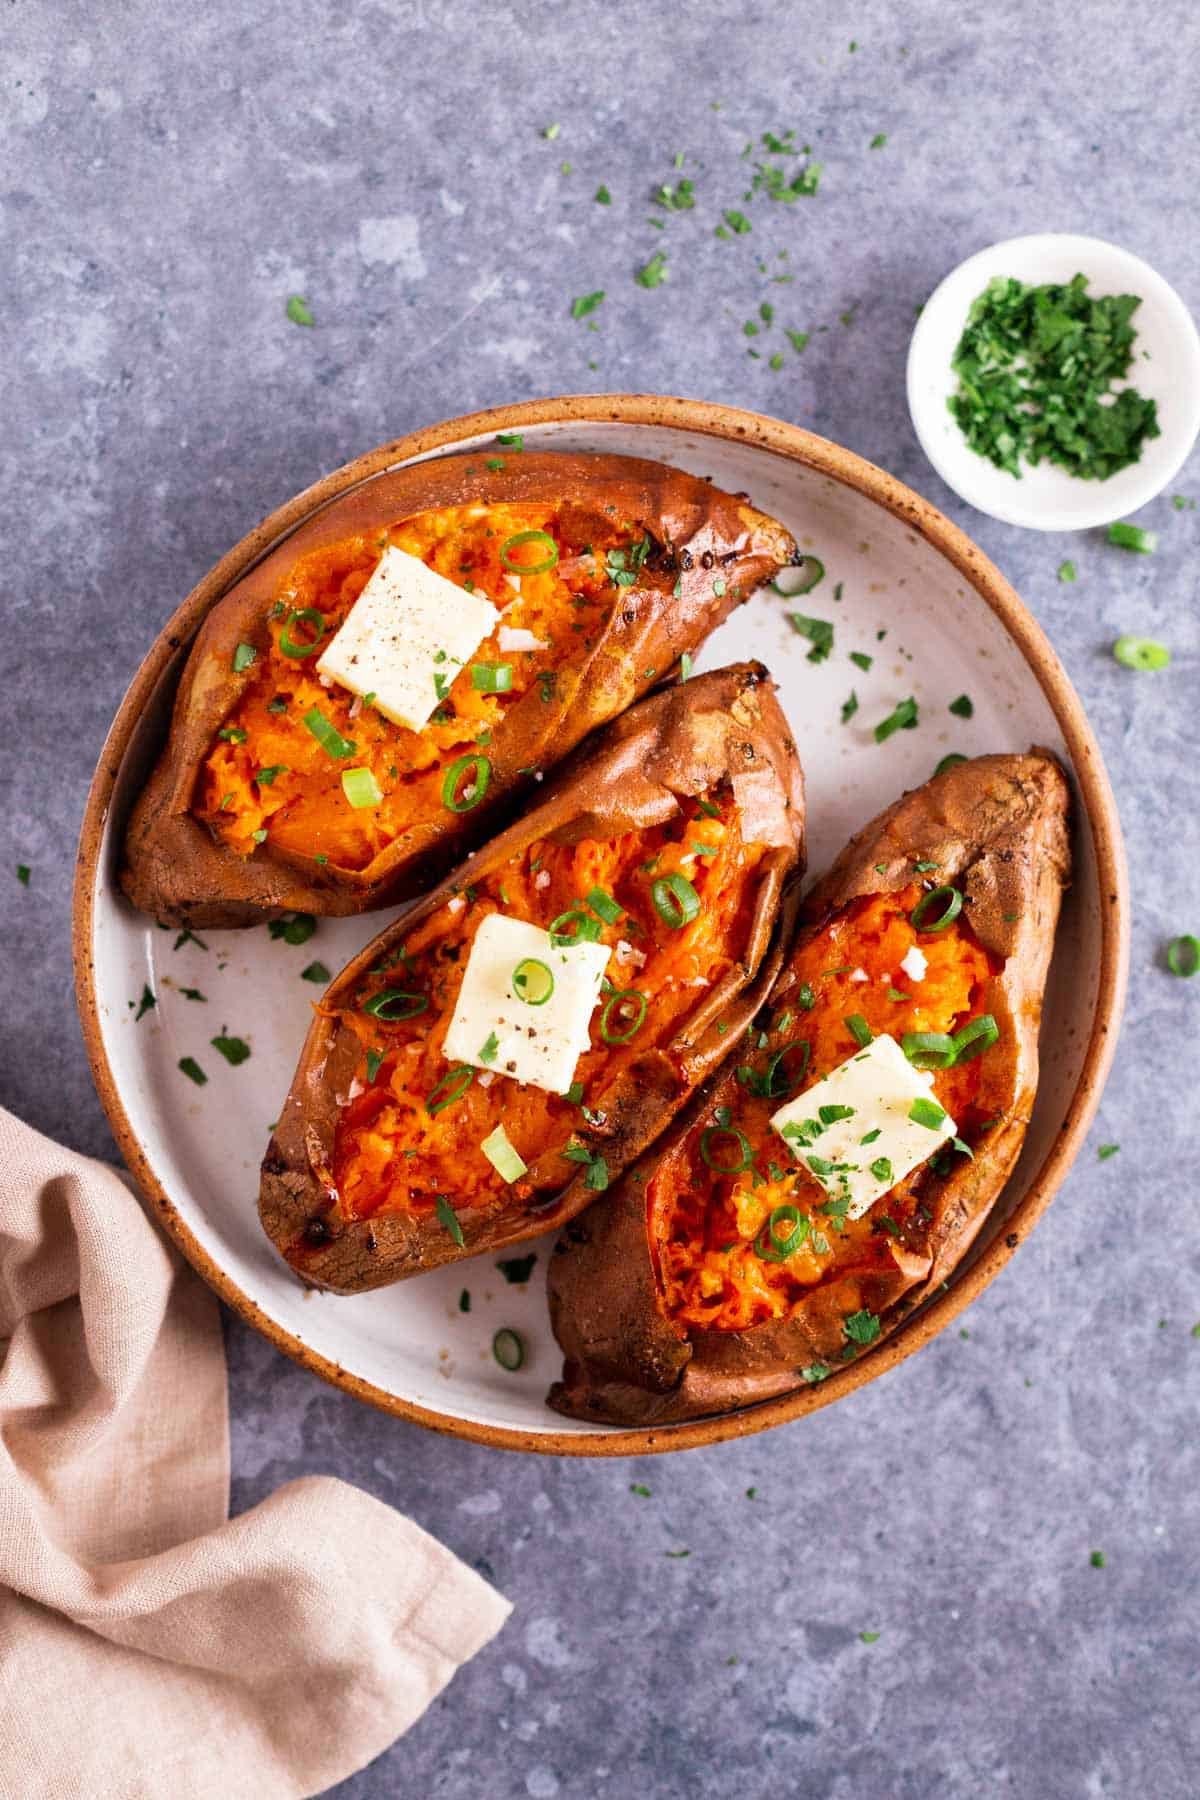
(73, 393, 1130, 1458)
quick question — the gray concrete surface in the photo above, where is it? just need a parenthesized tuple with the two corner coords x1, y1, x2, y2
(4, 1, 1198, 1794)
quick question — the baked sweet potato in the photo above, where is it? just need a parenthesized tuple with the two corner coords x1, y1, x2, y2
(259, 664, 805, 1291)
(121, 449, 796, 926)
(547, 750, 1071, 1426)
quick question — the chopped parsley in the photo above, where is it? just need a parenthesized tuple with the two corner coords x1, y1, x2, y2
(841, 690, 859, 723)
(843, 1309, 881, 1345)
(948, 693, 974, 718)
(635, 251, 669, 289)
(874, 696, 919, 742)
(16, 863, 30, 885)
(211, 1033, 251, 1066)
(1058, 560, 1077, 583)
(134, 984, 156, 1022)
(285, 295, 315, 327)
(948, 273, 1159, 480)
(301, 961, 330, 983)
(789, 613, 834, 662)
(1097, 1143, 1120, 1161)
(570, 291, 605, 320)
(178, 1056, 207, 1086)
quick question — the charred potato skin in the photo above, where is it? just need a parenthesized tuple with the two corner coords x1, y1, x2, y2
(120, 451, 796, 927)
(547, 750, 1072, 1427)
(258, 663, 805, 1293)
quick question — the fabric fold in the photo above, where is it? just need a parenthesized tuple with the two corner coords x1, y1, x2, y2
(0, 1108, 510, 1800)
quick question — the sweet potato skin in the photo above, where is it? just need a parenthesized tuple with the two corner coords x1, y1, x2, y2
(120, 450, 796, 926)
(547, 750, 1072, 1426)
(258, 663, 805, 1293)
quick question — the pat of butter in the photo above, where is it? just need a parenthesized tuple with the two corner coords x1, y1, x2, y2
(443, 914, 610, 1095)
(315, 545, 499, 732)
(770, 1032, 955, 1220)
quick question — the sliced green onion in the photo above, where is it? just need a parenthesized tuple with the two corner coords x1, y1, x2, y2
(755, 1203, 808, 1262)
(232, 642, 257, 673)
(471, 662, 513, 692)
(600, 989, 647, 1044)
(762, 1039, 811, 1097)
(1113, 635, 1170, 671)
(363, 988, 429, 1022)
(908, 1097, 947, 1129)
(771, 557, 824, 597)
(951, 1014, 1000, 1062)
(435, 1195, 464, 1246)
(699, 1125, 753, 1173)
(845, 1014, 872, 1048)
(441, 753, 491, 812)
(303, 706, 356, 759)
(1107, 521, 1157, 554)
(301, 961, 330, 983)
(500, 529, 559, 574)
(279, 607, 326, 658)
(548, 908, 602, 947)
(492, 1327, 525, 1371)
(651, 873, 701, 929)
(365, 1048, 385, 1083)
(902, 1031, 957, 1069)
(585, 885, 623, 924)
(934, 753, 968, 776)
(1167, 934, 1200, 977)
(910, 885, 963, 933)
(426, 1065, 473, 1114)
(481, 1123, 528, 1182)
(513, 958, 554, 1005)
(870, 1156, 894, 1184)
(341, 767, 383, 808)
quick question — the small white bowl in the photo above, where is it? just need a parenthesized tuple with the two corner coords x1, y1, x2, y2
(907, 232, 1200, 532)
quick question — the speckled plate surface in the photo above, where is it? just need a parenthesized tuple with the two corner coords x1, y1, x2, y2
(74, 396, 1128, 1454)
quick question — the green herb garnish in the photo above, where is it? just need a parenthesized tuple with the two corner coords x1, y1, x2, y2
(947, 273, 1159, 480)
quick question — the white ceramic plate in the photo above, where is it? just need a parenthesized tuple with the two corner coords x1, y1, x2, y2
(78, 401, 1127, 1453)
(908, 232, 1200, 531)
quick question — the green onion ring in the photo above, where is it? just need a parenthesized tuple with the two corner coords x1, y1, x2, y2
(441, 753, 491, 813)
(770, 557, 824, 597)
(950, 1014, 1000, 1062)
(548, 908, 602, 947)
(470, 662, 514, 693)
(513, 958, 555, 1005)
(1167, 934, 1200, 978)
(363, 988, 429, 1022)
(933, 753, 968, 777)
(763, 1040, 811, 1097)
(901, 1031, 958, 1070)
(699, 1125, 754, 1174)
(279, 607, 326, 658)
(426, 1066, 474, 1115)
(755, 1203, 808, 1262)
(492, 1327, 526, 1371)
(600, 989, 647, 1044)
(499, 529, 559, 575)
(910, 885, 963, 933)
(1113, 635, 1171, 671)
(651, 872, 701, 929)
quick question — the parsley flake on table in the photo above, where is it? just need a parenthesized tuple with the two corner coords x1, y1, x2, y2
(635, 251, 669, 289)
(869, 133, 887, 149)
(134, 984, 156, 1021)
(948, 273, 1159, 480)
(285, 295, 314, 327)
(1058, 560, 1078, 582)
(16, 863, 31, 885)
(570, 291, 605, 320)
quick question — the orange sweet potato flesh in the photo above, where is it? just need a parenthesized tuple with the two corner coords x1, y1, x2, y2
(121, 450, 796, 926)
(547, 750, 1071, 1426)
(258, 664, 805, 1292)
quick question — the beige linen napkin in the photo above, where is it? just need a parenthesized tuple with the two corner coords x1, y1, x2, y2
(0, 1107, 510, 1800)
